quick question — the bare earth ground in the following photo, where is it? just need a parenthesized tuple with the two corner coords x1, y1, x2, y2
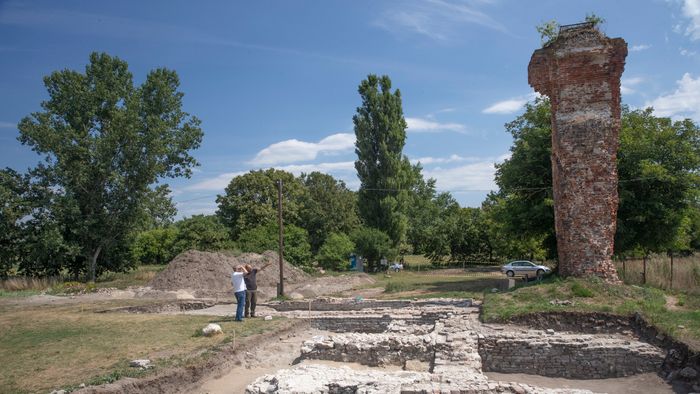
(485, 373, 673, 394)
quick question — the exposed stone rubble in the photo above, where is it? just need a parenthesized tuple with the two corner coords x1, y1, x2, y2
(246, 364, 595, 394)
(246, 299, 665, 393)
(528, 23, 627, 281)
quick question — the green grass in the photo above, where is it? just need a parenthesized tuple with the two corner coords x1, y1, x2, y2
(570, 281, 595, 297)
(0, 300, 290, 394)
(367, 270, 501, 300)
(482, 276, 700, 351)
(0, 289, 41, 298)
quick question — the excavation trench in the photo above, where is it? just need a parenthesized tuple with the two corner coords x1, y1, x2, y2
(88, 298, 676, 393)
(205, 299, 671, 393)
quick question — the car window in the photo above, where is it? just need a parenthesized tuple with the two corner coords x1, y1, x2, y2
(524, 262, 535, 267)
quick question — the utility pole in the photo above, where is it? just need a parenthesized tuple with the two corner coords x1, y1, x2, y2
(277, 179, 284, 297)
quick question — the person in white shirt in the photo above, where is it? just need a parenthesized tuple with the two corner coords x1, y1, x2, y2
(231, 265, 248, 321)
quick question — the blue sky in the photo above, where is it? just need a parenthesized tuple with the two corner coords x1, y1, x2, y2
(1, 0, 699, 218)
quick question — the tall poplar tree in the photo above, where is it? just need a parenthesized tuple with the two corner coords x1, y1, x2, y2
(353, 75, 413, 246)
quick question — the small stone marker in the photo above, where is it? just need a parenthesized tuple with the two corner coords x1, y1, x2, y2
(129, 359, 153, 369)
(264, 315, 273, 321)
(289, 292, 304, 300)
(202, 323, 222, 337)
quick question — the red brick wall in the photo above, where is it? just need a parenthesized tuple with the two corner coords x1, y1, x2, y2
(528, 27, 627, 281)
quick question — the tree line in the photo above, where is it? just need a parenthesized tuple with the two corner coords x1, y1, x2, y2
(1, 53, 698, 280)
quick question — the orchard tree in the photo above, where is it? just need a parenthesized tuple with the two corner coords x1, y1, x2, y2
(17, 52, 203, 281)
(353, 75, 414, 246)
(216, 169, 306, 239)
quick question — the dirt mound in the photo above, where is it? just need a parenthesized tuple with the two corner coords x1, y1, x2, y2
(148, 250, 309, 297)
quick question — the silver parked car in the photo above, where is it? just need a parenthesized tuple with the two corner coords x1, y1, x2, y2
(501, 260, 551, 278)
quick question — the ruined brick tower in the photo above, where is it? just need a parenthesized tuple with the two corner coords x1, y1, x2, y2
(528, 23, 627, 281)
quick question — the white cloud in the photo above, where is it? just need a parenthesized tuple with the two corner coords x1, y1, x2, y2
(374, 0, 506, 42)
(183, 161, 357, 192)
(646, 73, 700, 120)
(630, 44, 651, 52)
(482, 93, 537, 115)
(681, 0, 700, 40)
(421, 154, 509, 193)
(250, 133, 355, 166)
(275, 161, 356, 176)
(410, 154, 476, 165)
(621, 77, 645, 95)
(680, 47, 698, 56)
(423, 161, 498, 193)
(175, 199, 218, 218)
(405, 117, 467, 133)
(184, 171, 246, 191)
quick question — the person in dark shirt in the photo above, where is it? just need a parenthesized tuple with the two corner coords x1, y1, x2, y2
(244, 262, 271, 317)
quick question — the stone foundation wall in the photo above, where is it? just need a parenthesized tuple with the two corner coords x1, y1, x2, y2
(300, 333, 435, 367)
(478, 332, 664, 378)
(309, 316, 439, 333)
(267, 298, 471, 312)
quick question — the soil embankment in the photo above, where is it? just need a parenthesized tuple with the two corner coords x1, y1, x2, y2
(148, 250, 310, 298)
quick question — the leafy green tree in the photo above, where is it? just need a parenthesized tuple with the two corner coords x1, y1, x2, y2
(492, 97, 557, 259)
(481, 193, 547, 262)
(615, 109, 700, 255)
(353, 74, 414, 246)
(131, 226, 179, 265)
(174, 215, 234, 253)
(0, 169, 34, 277)
(316, 232, 355, 271)
(350, 227, 395, 272)
(217, 169, 307, 239)
(138, 185, 177, 230)
(405, 164, 440, 254)
(489, 98, 700, 260)
(238, 223, 312, 268)
(299, 172, 360, 252)
(17, 52, 202, 281)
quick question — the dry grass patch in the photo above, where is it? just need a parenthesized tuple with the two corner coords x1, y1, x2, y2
(615, 255, 700, 292)
(0, 300, 289, 394)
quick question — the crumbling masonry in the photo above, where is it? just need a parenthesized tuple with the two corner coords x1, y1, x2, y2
(528, 23, 627, 281)
(246, 299, 665, 393)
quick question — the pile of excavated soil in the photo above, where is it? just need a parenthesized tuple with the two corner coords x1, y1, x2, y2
(148, 250, 309, 297)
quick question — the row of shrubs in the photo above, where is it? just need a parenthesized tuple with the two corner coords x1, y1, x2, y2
(132, 215, 397, 272)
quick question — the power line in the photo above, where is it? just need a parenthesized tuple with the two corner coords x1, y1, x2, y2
(172, 175, 692, 205)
